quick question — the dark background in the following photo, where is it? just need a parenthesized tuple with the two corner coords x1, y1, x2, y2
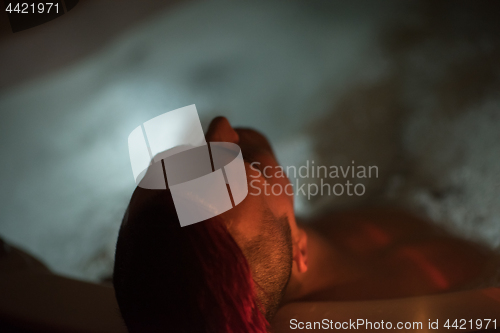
(0, 0, 499, 284)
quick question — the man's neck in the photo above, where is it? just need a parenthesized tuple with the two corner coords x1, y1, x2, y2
(283, 226, 361, 303)
(282, 208, 500, 303)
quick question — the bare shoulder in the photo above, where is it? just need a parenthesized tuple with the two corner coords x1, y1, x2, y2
(296, 207, 500, 301)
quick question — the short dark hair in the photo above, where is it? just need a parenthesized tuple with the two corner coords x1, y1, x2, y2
(113, 188, 290, 332)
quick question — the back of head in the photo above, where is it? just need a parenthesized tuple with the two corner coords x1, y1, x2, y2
(113, 188, 269, 332)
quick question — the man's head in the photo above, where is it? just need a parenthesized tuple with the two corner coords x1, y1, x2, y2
(114, 117, 308, 332)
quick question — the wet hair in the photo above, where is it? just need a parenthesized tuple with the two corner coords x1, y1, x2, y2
(113, 188, 292, 332)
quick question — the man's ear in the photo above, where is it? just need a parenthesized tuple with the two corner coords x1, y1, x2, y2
(292, 228, 308, 273)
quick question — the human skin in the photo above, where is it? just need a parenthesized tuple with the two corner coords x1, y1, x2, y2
(286, 208, 500, 303)
(206, 117, 309, 282)
(206, 117, 500, 307)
